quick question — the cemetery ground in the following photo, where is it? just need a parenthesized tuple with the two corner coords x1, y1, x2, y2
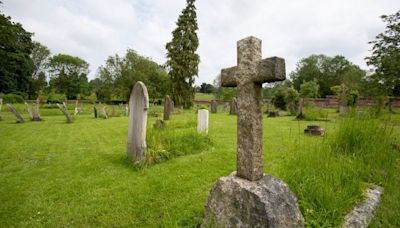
(0, 104, 399, 227)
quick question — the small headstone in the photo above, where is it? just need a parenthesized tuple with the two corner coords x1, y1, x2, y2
(125, 104, 129, 116)
(339, 84, 349, 116)
(127, 81, 149, 162)
(7, 104, 24, 123)
(32, 98, 42, 121)
(101, 106, 108, 119)
(25, 102, 33, 120)
(74, 107, 79, 116)
(267, 111, 279, 117)
(222, 102, 228, 112)
(93, 106, 98, 118)
(304, 125, 325, 136)
(197, 109, 209, 134)
(171, 100, 174, 113)
(153, 119, 165, 129)
(163, 95, 172, 120)
(0, 98, 3, 120)
(57, 103, 72, 123)
(229, 97, 238, 115)
(210, 100, 218, 113)
(203, 36, 303, 227)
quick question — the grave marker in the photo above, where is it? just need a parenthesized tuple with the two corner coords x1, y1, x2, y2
(339, 84, 349, 116)
(0, 98, 3, 120)
(163, 95, 172, 120)
(197, 109, 209, 134)
(7, 104, 24, 123)
(127, 81, 149, 162)
(210, 100, 217, 113)
(57, 103, 72, 123)
(230, 97, 238, 115)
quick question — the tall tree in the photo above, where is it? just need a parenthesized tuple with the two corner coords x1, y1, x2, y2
(366, 10, 400, 97)
(29, 41, 51, 98)
(48, 54, 89, 99)
(165, 0, 200, 108)
(0, 12, 34, 96)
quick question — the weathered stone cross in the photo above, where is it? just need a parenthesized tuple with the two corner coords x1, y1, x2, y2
(221, 36, 285, 181)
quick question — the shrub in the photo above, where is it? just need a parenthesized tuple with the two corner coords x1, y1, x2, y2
(0, 93, 25, 103)
(272, 90, 287, 110)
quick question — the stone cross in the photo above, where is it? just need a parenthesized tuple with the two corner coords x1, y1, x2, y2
(221, 36, 285, 181)
(210, 100, 218, 113)
(197, 109, 209, 134)
(127, 81, 149, 162)
(163, 95, 172, 120)
(7, 104, 24, 123)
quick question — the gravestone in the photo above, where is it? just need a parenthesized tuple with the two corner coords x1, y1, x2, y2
(7, 104, 24, 123)
(267, 111, 279, 117)
(102, 106, 109, 119)
(153, 119, 165, 129)
(125, 104, 129, 116)
(127, 81, 149, 162)
(304, 125, 325, 136)
(74, 100, 79, 116)
(32, 98, 42, 121)
(229, 97, 238, 115)
(25, 102, 33, 120)
(202, 36, 303, 227)
(210, 100, 218, 113)
(339, 84, 349, 116)
(111, 106, 116, 117)
(296, 98, 305, 120)
(163, 95, 172, 120)
(57, 103, 72, 123)
(222, 102, 228, 112)
(171, 100, 174, 113)
(197, 109, 209, 134)
(0, 98, 3, 120)
(93, 106, 98, 118)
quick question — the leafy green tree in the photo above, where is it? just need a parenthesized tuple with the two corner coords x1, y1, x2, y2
(165, 0, 200, 108)
(290, 55, 365, 97)
(0, 12, 34, 96)
(212, 74, 237, 101)
(366, 10, 400, 96)
(199, 83, 214, 93)
(48, 54, 89, 99)
(300, 80, 320, 98)
(29, 41, 51, 98)
(285, 87, 300, 115)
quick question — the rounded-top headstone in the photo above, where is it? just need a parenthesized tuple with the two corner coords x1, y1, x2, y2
(127, 81, 149, 162)
(164, 95, 172, 120)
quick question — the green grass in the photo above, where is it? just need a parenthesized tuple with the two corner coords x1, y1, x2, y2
(194, 93, 214, 101)
(0, 105, 399, 227)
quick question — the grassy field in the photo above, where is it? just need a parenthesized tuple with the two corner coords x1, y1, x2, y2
(194, 93, 214, 101)
(0, 104, 399, 227)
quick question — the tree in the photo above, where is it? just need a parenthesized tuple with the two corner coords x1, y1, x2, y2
(29, 41, 51, 98)
(165, 0, 200, 108)
(0, 12, 34, 96)
(213, 74, 237, 101)
(285, 87, 300, 115)
(199, 83, 214, 93)
(366, 10, 400, 97)
(48, 54, 89, 99)
(300, 80, 320, 98)
(290, 55, 365, 97)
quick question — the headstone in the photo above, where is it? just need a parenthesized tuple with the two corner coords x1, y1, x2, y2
(339, 84, 349, 116)
(202, 36, 303, 227)
(296, 98, 305, 120)
(197, 109, 209, 134)
(163, 95, 172, 120)
(74, 100, 79, 116)
(7, 104, 24, 123)
(57, 103, 72, 123)
(101, 106, 108, 119)
(0, 98, 3, 120)
(267, 111, 279, 117)
(127, 81, 149, 162)
(229, 97, 238, 115)
(111, 106, 116, 117)
(222, 102, 228, 112)
(25, 102, 33, 120)
(171, 100, 174, 113)
(32, 98, 42, 121)
(125, 104, 129, 116)
(153, 119, 165, 129)
(93, 106, 98, 118)
(304, 125, 325, 136)
(210, 100, 218, 113)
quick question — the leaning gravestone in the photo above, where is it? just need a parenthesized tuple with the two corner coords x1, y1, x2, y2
(202, 36, 303, 227)
(93, 106, 98, 118)
(197, 109, 209, 134)
(101, 106, 109, 119)
(57, 103, 72, 123)
(210, 100, 218, 113)
(127, 81, 149, 162)
(163, 95, 172, 120)
(31, 99, 42, 121)
(229, 97, 238, 115)
(25, 102, 34, 120)
(339, 84, 349, 116)
(0, 98, 3, 120)
(222, 102, 228, 112)
(7, 104, 24, 123)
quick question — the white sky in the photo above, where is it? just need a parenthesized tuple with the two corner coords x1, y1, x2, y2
(3, 0, 399, 85)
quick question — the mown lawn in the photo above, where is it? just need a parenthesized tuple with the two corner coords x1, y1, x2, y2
(0, 105, 399, 227)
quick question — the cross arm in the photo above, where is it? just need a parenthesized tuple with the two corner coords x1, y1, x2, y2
(256, 57, 286, 83)
(221, 66, 238, 87)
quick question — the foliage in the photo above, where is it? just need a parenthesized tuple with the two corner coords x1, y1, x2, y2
(300, 80, 319, 98)
(272, 89, 287, 110)
(29, 41, 50, 98)
(213, 74, 237, 101)
(96, 49, 170, 102)
(366, 10, 400, 97)
(0, 93, 25, 103)
(302, 106, 328, 121)
(48, 54, 89, 99)
(165, 0, 200, 108)
(290, 55, 365, 97)
(199, 83, 214, 94)
(285, 87, 299, 115)
(348, 90, 359, 107)
(0, 12, 34, 95)
(47, 91, 67, 103)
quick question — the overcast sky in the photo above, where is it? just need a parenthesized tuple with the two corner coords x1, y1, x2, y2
(3, 0, 398, 85)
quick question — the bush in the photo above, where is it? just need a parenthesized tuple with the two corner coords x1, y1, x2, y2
(0, 93, 25, 103)
(272, 90, 287, 110)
